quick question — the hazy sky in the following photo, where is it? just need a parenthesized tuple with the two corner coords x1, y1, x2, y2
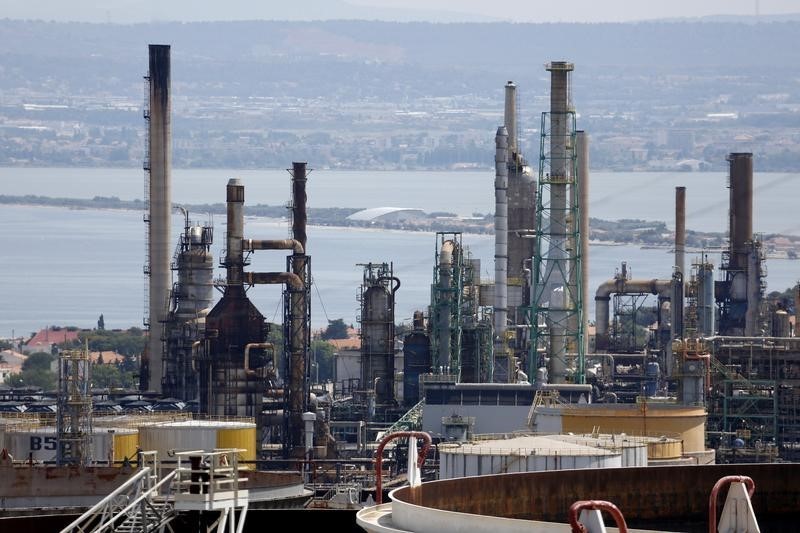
(350, 0, 797, 22)
(2, 0, 797, 23)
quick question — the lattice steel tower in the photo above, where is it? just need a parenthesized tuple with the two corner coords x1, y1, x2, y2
(529, 62, 585, 384)
(57, 347, 93, 465)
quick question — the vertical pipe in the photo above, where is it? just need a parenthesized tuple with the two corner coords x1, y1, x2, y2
(494, 126, 509, 343)
(675, 186, 686, 276)
(147, 44, 171, 393)
(504, 82, 517, 157)
(576, 131, 590, 356)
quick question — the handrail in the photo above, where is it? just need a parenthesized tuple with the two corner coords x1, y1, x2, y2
(708, 475, 755, 533)
(59, 467, 152, 533)
(91, 469, 177, 533)
(568, 500, 629, 533)
(374, 431, 432, 505)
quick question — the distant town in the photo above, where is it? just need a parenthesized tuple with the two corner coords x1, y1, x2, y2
(0, 19, 798, 172)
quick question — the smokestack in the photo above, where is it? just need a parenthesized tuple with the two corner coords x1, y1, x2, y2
(226, 178, 245, 289)
(288, 162, 310, 454)
(675, 186, 686, 276)
(504, 82, 517, 157)
(544, 61, 574, 384)
(494, 126, 509, 342)
(146, 44, 171, 393)
(728, 153, 753, 271)
(576, 131, 589, 356)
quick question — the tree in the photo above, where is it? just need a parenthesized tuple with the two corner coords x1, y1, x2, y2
(311, 340, 336, 382)
(321, 318, 349, 340)
(97, 314, 105, 331)
(5, 351, 57, 390)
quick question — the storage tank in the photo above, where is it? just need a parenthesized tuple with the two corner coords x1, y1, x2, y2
(438, 434, 622, 479)
(532, 403, 707, 454)
(1, 426, 137, 464)
(138, 419, 256, 463)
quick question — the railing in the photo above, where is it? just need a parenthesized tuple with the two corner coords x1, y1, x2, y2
(59, 467, 154, 533)
(172, 449, 247, 505)
(383, 399, 425, 434)
(90, 470, 176, 533)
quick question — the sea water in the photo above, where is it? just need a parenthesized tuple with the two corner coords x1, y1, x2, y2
(0, 167, 798, 336)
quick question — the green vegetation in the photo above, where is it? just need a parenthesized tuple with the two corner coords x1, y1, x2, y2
(321, 318, 349, 340)
(5, 351, 57, 390)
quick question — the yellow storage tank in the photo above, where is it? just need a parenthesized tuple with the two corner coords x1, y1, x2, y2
(138, 419, 256, 463)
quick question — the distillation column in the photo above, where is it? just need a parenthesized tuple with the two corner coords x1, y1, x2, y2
(144, 44, 171, 393)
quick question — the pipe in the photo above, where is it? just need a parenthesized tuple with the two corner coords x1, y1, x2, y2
(374, 431, 432, 505)
(243, 239, 304, 254)
(568, 500, 628, 533)
(675, 186, 686, 276)
(244, 271, 303, 290)
(190, 340, 201, 372)
(494, 126, 509, 344)
(595, 278, 672, 351)
(244, 342, 274, 376)
(577, 131, 590, 357)
(708, 475, 755, 533)
(145, 44, 172, 394)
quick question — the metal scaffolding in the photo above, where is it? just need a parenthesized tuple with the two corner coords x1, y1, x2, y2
(431, 232, 464, 378)
(57, 347, 93, 465)
(529, 108, 585, 383)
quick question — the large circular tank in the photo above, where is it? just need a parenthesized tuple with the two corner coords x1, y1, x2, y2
(437, 434, 624, 479)
(138, 419, 256, 463)
(533, 403, 707, 454)
(1, 426, 137, 464)
(403, 331, 431, 407)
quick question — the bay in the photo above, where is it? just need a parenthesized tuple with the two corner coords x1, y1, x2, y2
(0, 167, 798, 337)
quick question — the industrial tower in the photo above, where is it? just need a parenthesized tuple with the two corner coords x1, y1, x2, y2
(530, 62, 585, 384)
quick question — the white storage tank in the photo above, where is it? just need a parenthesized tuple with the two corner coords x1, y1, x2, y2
(438, 434, 622, 479)
(138, 419, 257, 462)
(1, 426, 137, 464)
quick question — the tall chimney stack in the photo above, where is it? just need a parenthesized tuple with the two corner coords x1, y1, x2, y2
(145, 44, 171, 393)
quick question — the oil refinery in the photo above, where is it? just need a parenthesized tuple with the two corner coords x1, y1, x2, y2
(0, 43, 798, 532)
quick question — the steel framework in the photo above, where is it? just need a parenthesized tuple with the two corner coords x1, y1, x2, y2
(529, 110, 585, 383)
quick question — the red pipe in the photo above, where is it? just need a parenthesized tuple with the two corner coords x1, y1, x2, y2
(568, 500, 629, 533)
(708, 475, 755, 533)
(374, 431, 432, 505)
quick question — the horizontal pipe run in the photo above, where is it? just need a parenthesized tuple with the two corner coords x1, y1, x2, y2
(242, 238, 304, 254)
(245, 271, 303, 289)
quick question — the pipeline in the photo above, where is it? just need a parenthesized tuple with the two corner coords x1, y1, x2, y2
(244, 342, 275, 376)
(243, 238, 304, 254)
(245, 271, 303, 290)
(595, 278, 672, 350)
(374, 431, 432, 505)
